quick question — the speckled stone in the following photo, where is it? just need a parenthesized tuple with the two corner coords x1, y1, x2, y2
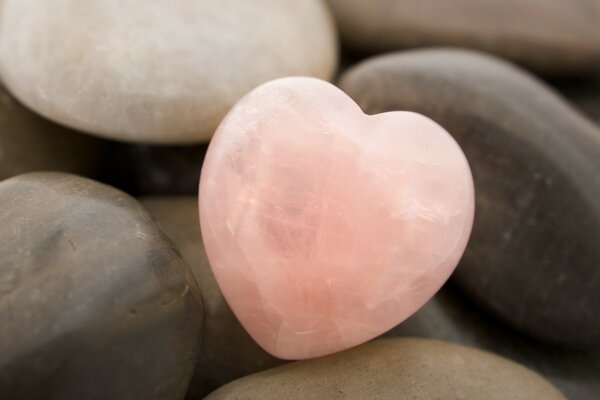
(0, 85, 102, 180)
(204, 338, 566, 400)
(0, 173, 204, 400)
(0, 0, 338, 143)
(141, 197, 284, 398)
(326, 0, 600, 75)
(387, 284, 600, 400)
(339, 49, 600, 348)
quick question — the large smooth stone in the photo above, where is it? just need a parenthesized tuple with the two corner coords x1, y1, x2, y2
(0, 173, 203, 399)
(339, 49, 600, 348)
(204, 338, 566, 400)
(0, 0, 337, 144)
(0, 85, 102, 180)
(326, 0, 600, 75)
(388, 284, 600, 400)
(141, 197, 284, 398)
(200, 77, 474, 359)
(100, 143, 208, 196)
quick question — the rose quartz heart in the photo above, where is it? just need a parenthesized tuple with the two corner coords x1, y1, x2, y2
(199, 77, 474, 360)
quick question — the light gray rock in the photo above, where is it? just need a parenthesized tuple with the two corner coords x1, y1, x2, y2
(0, 0, 338, 143)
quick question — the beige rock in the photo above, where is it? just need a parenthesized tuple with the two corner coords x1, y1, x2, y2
(387, 285, 600, 400)
(0, 0, 338, 143)
(326, 0, 600, 75)
(204, 338, 567, 400)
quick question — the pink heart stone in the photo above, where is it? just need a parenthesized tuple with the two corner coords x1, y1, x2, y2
(199, 77, 474, 360)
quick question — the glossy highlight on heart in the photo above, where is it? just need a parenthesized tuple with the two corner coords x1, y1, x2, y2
(199, 77, 475, 359)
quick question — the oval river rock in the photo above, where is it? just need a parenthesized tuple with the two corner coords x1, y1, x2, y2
(326, 0, 600, 75)
(205, 338, 566, 400)
(0, 0, 337, 143)
(339, 49, 600, 348)
(141, 197, 284, 398)
(0, 173, 203, 400)
(388, 285, 600, 400)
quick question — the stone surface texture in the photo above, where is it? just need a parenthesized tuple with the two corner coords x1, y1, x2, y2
(339, 49, 600, 348)
(0, 0, 338, 143)
(199, 77, 474, 359)
(141, 197, 284, 398)
(204, 338, 567, 400)
(0, 173, 203, 400)
(326, 0, 600, 75)
(388, 284, 600, 400)
(0, 85, 102, 180)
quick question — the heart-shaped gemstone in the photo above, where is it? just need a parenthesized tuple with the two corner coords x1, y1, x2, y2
(199, 77, 474, 359)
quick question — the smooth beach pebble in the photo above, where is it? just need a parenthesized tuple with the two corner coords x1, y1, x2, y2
(0, 0, 337, 143)
(204, 338, 566, 400)
(0, 173, 203, 400)
(326, 0, 600, 75)
(200, 77, 474, 359)
(339, 49, 600, 348)
(141, 197, 284, 398)
(0, 85, 102, 180)
(387, 285, 600, 400)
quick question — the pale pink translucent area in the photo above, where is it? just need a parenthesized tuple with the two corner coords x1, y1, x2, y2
(199, 77, 474, 360)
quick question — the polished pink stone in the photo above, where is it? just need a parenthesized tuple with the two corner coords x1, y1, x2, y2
(199, 77, 474, 360)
